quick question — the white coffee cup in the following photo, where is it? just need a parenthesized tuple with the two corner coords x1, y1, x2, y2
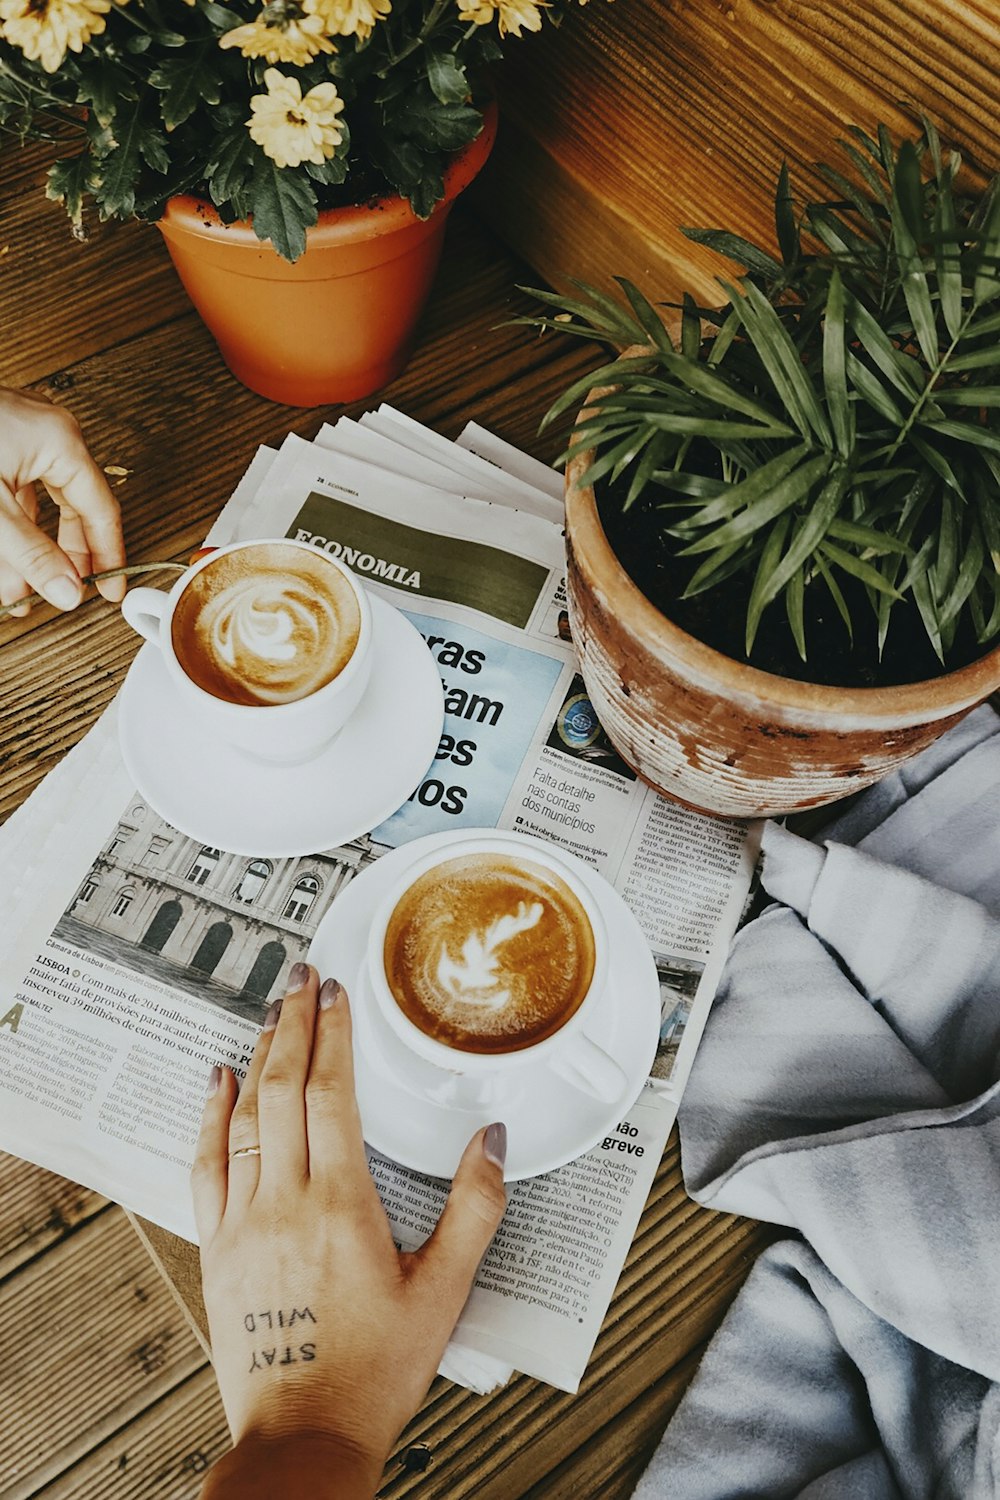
(121, 537, 373, 765)
(366, 831, 626, 1106)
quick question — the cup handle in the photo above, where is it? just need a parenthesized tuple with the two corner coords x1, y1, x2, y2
(550, 1033, 626, 1103)
(121, 586, 169, 645)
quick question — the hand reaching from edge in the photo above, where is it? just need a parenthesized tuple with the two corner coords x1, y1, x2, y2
(0, 387, 125, 616)
(193, 964, 507, 1500)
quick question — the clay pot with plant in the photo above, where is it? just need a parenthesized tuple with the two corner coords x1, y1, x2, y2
(0, 0, 591, 405)
(523, 120, 1000, 818)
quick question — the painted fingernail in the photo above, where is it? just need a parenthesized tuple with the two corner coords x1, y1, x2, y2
(319, 977, 343, 1009)
(287, 961, 309, 992)
(42, 575, 82, 610)
(483, 1122, 507, 1170)
(207, 1064, 222, 1096)
(262, 998, 282, 1032)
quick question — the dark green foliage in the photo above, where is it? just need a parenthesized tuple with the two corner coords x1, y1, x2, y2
(522, 121, 1000, 665)
(0, 0, 576, 259)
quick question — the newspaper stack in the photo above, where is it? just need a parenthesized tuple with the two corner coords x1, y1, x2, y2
(0, 409, 757, 1394)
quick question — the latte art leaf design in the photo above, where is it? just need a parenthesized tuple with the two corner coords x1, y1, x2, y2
(198, 579, 342, 704)
(437, 900, 544, 1011)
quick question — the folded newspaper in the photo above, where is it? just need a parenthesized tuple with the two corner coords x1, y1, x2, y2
(0, 408, 757, 1394)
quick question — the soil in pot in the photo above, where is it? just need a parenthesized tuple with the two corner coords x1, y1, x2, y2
(596, 474, 997, 690)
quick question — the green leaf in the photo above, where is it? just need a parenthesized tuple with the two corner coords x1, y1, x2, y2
(825, 517, 910, 554)
(681, 293, 701, 360)
(249, 157, 317, 262)
(945, 347, 1000, 374)
(681, 227, 784, 280)
(911, 565, 945, 661)
(818, 539, 902, 596)
(150, 48, 222, 131)
(894, 138, 925, 239)
(670, 444, 810, 531)
(923, 418, 1000, 456)
(845, 350, 905, 424)
(910, 432, 964, 493)
(729, 279, 832, 446)
(746, 513, 791, 653)
(426, 51, 469, 106)
(935, 387, 1000, 407)
(679, 452, 830, 555)
(774, 160, 798, 265)
(681, 541, 746, 598)
(785, 565, 807, 659)
(973, 183, 1000, 307)
(814, 552, 853, 642)
(91, 102, 148, 219)
(207, 123, 255, 207)
(888, 144, 939, 366)
(46, 155, 92, 228)
(519, 282, 643, 344)
(76, 62, 139, 128)
(938, 519, 984, 630)
(840, 138, 891, 207)
(399, 98, 481, 153)
(844, 292, 924, 398)
(934, 171, 963, 341)
(639, 413, 795, 441)
(822, 268, 851, 455)
(614, 278, 674, 354)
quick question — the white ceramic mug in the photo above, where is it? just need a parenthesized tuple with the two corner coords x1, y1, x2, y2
(121, 537, 373, 765)
(365, 831, 626, 1106)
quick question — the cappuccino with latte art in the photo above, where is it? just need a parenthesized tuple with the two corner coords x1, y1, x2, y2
(120, 537, 373, 766)
(171, 542, 361, 706)
(383, 852, 597, 1054)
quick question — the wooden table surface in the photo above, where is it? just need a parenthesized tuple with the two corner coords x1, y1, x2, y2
(0, 142, 772, 1499)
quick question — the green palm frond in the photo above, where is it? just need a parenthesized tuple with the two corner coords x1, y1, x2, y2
(530, 118, 1000, 664)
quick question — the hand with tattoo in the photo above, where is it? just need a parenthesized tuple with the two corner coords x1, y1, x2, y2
(193, 964, 508, 1500)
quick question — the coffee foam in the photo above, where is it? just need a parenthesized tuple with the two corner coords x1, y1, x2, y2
(171, 543, 361, 706)
(383, 853, 596, 1054)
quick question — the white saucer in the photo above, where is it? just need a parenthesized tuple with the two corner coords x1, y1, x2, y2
(308, 830, 661, 1181)
(118, 595, 443, 857)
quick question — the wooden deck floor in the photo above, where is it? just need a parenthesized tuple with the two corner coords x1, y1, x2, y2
(0, 141, 771, 1499)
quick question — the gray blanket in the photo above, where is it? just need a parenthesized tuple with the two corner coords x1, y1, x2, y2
(633, 705, 1000, 1500)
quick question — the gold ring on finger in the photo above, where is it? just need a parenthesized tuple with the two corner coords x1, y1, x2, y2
(229, 1145, 262, 1161)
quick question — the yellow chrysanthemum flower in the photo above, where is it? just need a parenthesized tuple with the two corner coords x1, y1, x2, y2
(247, 68, 345, 170)
(0, 0, 112, 73)
(220, 9, 334, 65)
(302, 0, 389, 42)
(455, 0, 543, 37)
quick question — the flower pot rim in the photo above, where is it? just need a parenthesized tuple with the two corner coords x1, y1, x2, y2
(565, 439, 1000, 721)
(160, 97, 498, 251)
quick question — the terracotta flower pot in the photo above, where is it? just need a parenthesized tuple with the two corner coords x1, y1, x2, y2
(565, 403, 1000, 820)
(156, 103, 498, 407)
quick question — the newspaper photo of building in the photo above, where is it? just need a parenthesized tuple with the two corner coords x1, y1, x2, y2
(649, 952, 705, 1084)
(53, 795, 384, 1023)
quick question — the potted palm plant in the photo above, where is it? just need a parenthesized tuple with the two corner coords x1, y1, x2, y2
(526, 121, 1000, 817)
(0, 0, 585, 404)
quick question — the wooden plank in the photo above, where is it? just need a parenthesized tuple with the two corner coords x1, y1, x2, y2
(0, 192, 191, 389)
(524, 1348, 703, 1500)
(0, 1155, 107, 1280)
(32, 1366, 227, 1500)
(0, 1209, 207, 1499)
(475, 0, 1000, 304)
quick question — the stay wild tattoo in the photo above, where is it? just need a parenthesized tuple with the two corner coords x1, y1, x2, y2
(244, 1307, 317, 1374)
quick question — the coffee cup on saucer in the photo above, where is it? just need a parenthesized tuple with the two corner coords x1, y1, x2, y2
(365, 832, 626, 1107)
(120, 538, 372, 765)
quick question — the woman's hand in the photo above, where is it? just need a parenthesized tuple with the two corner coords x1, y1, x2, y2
(0, 387, 125, 616)
(193, 964, 507, 1499)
